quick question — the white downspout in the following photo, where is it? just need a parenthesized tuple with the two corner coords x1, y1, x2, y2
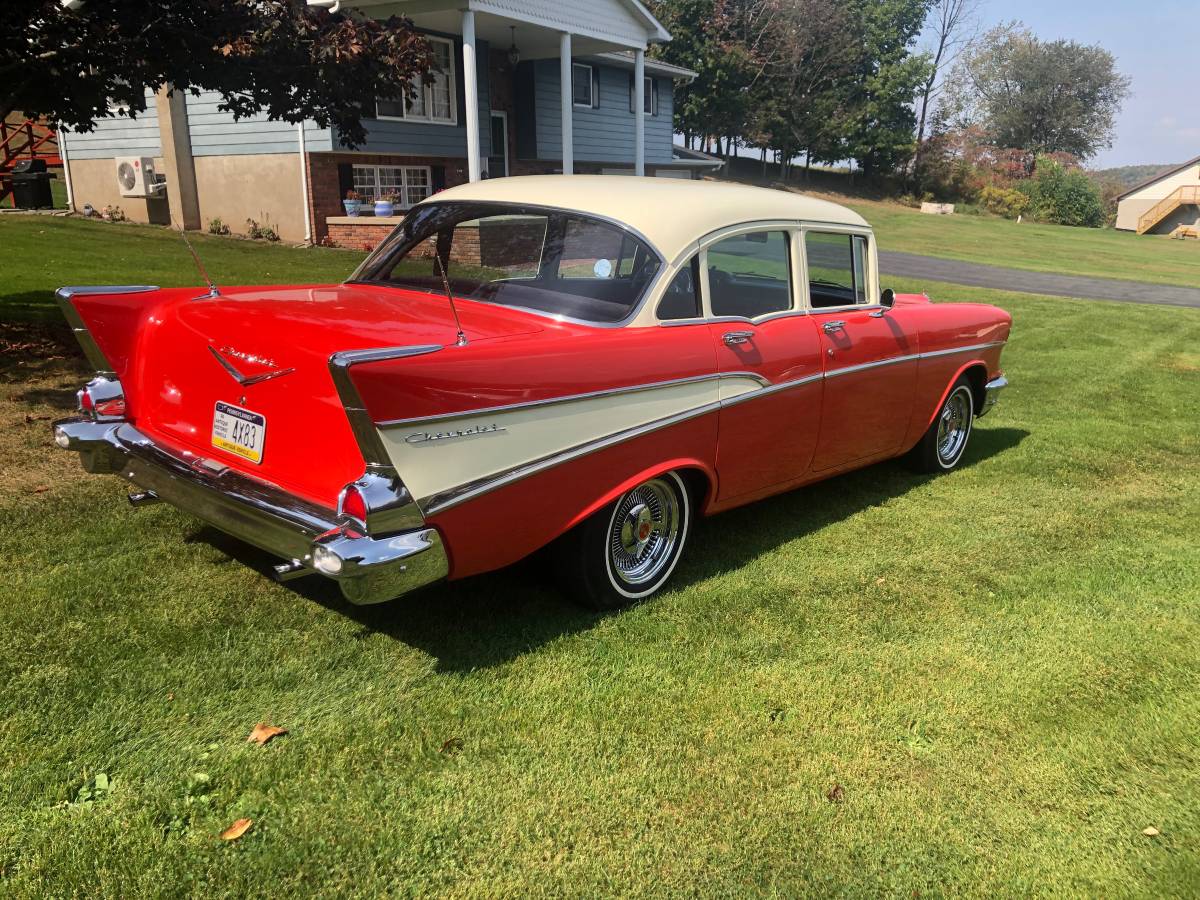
(297, 122, 312, 243)
(58, 124, 75, 211)
(634, 49, 645, 176)
(559, 32, 573, 175)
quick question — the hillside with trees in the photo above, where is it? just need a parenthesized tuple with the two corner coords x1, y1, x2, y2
(651, 2, 1132, 227)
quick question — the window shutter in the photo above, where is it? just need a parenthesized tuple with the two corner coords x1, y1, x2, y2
(628, 73, 635, 113)
(650, 78, 657, 115)
(592, 68, 600, 108)
(431, 165, 446, 193)
(337, 163, 354, 198)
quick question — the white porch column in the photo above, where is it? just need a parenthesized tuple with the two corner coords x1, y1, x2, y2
(462, 10, 481, 182)
(634, 49, 645, 176)
(559, 31, 574, 175)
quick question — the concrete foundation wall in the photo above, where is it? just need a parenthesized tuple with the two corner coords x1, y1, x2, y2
(193, 153, 307, 242)
(66, 157, 172, 224)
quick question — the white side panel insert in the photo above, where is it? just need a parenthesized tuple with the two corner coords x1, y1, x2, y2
(378, 379, 729, 506)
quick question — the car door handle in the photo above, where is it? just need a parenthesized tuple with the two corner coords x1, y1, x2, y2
(723, 330, 754, 346)
(822, 320, 846, 334)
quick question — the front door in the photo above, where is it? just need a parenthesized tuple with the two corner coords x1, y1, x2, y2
(487, 111, 508, 178)
(704, 229, 824, 500)
(804, 230, 917, 470)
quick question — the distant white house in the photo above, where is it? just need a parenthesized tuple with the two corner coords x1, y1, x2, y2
(1115, 156, 1200, 235)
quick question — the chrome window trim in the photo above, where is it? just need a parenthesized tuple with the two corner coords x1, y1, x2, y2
(375, 371, 772, 428)
(348, 200, 671, 330)
(701, 225, 798, 320)
(798, 224, 877, 312)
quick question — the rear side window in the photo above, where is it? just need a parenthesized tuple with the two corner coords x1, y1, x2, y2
(657, 256, 701, 320)
(706, 230, 792, 318)
(805, 232, 868, 308)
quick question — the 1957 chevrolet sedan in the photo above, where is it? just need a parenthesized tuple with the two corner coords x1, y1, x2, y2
(53, 177, 1009, 609)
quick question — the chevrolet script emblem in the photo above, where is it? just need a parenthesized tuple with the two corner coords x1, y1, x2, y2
(208, 345, 295, 386)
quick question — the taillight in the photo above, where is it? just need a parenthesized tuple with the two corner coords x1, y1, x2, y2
(339, 484, 368, 525)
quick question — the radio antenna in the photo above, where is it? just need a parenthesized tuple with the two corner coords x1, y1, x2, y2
(174, 220, 220, 299)
(433, 251, 468, 347)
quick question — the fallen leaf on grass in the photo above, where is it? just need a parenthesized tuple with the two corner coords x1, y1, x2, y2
(440, 737, 464, 755)
(221, 818, 252, 841)
(826, 783, 844, 803)
(23, 414, 49, 424)
(29, 486, 49, 494)
(1142, 826, 1160, 837)
(875, 577, 887, 585)
(247, 723, 287, 746)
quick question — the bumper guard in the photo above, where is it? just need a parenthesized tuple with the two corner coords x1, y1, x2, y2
(52, 417, 447, 604)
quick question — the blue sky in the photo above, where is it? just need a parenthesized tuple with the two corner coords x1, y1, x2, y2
(971, 0, 1197, 167)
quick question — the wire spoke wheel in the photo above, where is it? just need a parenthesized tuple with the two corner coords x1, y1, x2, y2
(606, 477, 682, 588)
(936, 386, 973, 466)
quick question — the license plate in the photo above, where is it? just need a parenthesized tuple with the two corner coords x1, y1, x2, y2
(211, 401, 266, 464)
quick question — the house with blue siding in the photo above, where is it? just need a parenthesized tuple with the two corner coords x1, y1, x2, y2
(61, 0, 718, 246)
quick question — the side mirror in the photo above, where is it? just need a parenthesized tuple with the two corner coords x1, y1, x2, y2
(870, 288, 895, 318)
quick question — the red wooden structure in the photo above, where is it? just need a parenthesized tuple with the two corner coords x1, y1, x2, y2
(1, 118, 63, 206)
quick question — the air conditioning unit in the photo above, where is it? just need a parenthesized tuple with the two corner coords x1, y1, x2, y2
(115, 156, 163, 198)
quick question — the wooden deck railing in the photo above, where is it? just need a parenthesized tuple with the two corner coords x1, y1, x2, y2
(1137, 185, 1200, 234)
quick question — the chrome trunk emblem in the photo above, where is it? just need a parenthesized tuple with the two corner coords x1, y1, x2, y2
(207, 345, 295, 386)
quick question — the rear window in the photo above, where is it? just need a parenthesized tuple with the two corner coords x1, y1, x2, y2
(350, 202, 663, 324)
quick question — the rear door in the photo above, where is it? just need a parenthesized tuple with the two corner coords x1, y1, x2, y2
(698, 227, 824, 500)
(804, 229, 918, 471)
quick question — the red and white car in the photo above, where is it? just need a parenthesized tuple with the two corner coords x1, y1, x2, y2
(54, 177, 1009, 609)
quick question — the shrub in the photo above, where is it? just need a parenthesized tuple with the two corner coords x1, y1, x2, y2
(979, 185, 1030, 219)
(207, 218, 230, 236)
(245, 217, 280, 242)
(1020, 157, 1105, 227)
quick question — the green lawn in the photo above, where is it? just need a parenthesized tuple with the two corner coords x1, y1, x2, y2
(809, 193, 1200, 290)
(1, 219, 1199, 895)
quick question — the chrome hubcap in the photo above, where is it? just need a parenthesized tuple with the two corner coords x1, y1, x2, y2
(608, 479, 681, 586)
(937, 387, 972, 465)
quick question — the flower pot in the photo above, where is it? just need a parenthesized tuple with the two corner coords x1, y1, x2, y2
(342, 199, 361, 217)
(373, 199, 395, 218)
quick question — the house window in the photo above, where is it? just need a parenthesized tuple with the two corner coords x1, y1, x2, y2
(629, 76, 657, 115)
(352, 165, 432, 209)
(572, 63, 595, 107)
(376, 36, 456, 125)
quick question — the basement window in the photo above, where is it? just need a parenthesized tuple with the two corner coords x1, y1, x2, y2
(352, 165, 432, 209)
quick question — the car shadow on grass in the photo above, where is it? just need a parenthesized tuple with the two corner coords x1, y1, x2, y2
(191, 425, 1028, 673)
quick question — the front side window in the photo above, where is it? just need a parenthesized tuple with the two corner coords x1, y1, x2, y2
(706, 230, 792, 318)
(377, 36, 456, 124)
(805, 231, 868, 307)
(352, 165, 432, 208)
(351, 203, 663, 324)
(572, 63, 594, 107)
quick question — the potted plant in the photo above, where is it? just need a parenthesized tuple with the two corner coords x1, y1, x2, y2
(373, 191, 399, 218)
(343, 189, 361, 217)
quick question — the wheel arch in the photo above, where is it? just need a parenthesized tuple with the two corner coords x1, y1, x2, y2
(922, 360, 990, 432)
(560, 458, 717, 534)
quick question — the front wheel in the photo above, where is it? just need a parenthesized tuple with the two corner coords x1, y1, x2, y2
(909, 378, 975, 473)
(556, 471, 692, 610)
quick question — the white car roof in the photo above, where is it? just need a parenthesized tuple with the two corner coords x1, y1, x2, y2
(422, 175, 870, 263)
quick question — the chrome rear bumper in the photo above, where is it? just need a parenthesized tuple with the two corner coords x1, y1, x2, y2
(978, 375, 1008, 418)
(52, 417, 447, 604)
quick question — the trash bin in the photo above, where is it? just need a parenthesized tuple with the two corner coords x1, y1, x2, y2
(11, 158, 56, 209)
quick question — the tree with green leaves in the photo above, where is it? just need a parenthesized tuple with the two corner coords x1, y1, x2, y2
(3, 0, 433, 148)
(943, 23, 1130, 163)
(837, 0, 934, 178)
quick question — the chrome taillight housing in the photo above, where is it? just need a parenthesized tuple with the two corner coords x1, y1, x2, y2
(77, 376, 126, 421)
(334, 472, 422, 536)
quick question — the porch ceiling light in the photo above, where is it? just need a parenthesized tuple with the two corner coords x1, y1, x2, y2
(507, 27, 521, 68)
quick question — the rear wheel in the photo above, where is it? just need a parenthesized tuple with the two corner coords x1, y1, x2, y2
(909, 378, 975, 473)
(556, 471, 692, 610)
